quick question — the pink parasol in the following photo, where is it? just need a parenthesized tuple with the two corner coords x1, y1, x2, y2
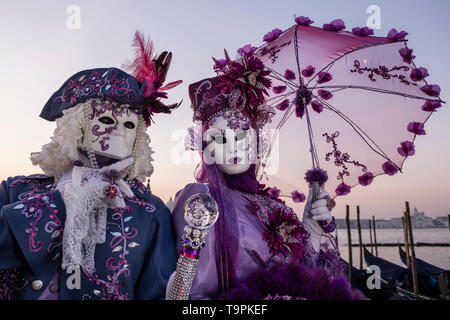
(237, 17, 443, 206)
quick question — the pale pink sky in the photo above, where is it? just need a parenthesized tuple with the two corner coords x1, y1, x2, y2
(0, 0, 449, 219)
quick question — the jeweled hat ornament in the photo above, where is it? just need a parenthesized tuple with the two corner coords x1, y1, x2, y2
(188, 49, 274, 131)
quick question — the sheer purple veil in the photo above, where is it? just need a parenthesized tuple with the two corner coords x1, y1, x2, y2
(193, 126, 244, 295)
(203, 163, 239, 294)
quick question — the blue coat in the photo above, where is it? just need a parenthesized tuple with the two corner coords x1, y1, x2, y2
(0, 174, 176, 300)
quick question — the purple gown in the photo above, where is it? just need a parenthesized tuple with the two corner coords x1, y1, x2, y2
(172, 182, 347, 300)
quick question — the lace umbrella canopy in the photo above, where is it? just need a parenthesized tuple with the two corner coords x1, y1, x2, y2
(238, 17, 444, 209)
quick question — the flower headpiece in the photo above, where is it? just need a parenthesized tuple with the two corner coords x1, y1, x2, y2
(189, 49, 274, 130)
(40, 31, 182, 127)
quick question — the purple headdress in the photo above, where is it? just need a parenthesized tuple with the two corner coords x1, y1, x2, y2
(188, 49, 274, 130)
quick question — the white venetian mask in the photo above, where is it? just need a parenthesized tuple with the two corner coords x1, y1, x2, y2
(205, 115, 257, 175)
(81, 100, 139, 160)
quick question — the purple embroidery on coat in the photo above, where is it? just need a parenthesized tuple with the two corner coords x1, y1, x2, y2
(83, 205, 138, 300)
(15, 186, 59, 253)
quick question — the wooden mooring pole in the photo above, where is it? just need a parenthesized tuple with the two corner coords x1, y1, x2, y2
(345, 205, 352, 283)
(372, 215, 378, 256)
(356, 205, 363, 270)
(405, 201, 419, 299)
(368, 219, 374, 254)
(402, 214, 410, 268)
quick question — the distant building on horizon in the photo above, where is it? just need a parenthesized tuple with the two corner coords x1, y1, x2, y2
(335, 207, 448, 229)
(410, 207, 435, 228)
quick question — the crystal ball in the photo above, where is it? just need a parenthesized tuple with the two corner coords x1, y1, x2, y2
(184, 194, 219, 230)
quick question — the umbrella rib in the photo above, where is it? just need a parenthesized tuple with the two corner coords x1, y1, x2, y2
(294, 26, 305, 87)
(315, 96, 401, 170)
(266, 67, 298, 88)
(264, 103, 296, 162)
(266, 91, 295, 104)
(312, 84, 436, 102)
(307, 62, 336, 92)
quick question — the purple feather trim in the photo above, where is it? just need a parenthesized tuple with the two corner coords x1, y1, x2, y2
(225, 262, 364, 300)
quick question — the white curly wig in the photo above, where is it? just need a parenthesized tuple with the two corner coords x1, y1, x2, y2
(30, 99, 154, 182)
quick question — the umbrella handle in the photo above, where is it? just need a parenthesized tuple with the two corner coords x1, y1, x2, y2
(312, 182, 321, 203)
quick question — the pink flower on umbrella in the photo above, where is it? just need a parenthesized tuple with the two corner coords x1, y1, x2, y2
(268, 186, 281, 198)
(407, 122, 426, 135)
(352, 27, 374, 37)
(301, 65, 315, 77)
(358, 172, 374, 186)
(387, 28, 408, 41)
(422, 100, 441, 112)
(305, 168, 328, 187)
(263, 28, 283, 42)
(317, 72, 333, 84)
(318, 89, 333, 100)
(237, 44, 257, 57)
(311, 100, 323, 113)
(284, 69, 296, 81)
(291, 190, 306, 203)
(335, 182, 351, 196)
(397, 141, 415, 157)
(323, 19, 346, 32)
(399, 48, 415, 64)
(276, 99, 290, 111)
(421, 84, 441, 97)
(295, 15, 314, 26)
(410, 67, 429, 82)
(382, 161, 398, 176)
(273, 86, 287, 94)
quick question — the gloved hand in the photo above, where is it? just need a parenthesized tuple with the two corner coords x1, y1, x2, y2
(302, 187, 332, 252)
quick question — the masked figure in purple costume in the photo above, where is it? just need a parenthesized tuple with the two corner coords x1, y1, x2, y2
(0, 32, 182, 300)
(170, 51, 363, 300)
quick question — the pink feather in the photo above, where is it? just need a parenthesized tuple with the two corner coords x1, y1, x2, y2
(158, 80, 183, 91)
(124, 31, 157, 83)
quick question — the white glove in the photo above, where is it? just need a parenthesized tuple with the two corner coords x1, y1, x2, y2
(302, 188, 332, 252)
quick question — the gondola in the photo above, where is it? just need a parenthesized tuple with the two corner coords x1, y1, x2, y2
(398, 246, 449, 298)
(362, 246, 445, 299)
(340, 258, 407, 300)
(399, 246, 450, 280)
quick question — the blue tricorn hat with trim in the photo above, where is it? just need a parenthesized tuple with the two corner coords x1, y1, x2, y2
(40, 67, 147, 121)
(40, 32, 183, 126)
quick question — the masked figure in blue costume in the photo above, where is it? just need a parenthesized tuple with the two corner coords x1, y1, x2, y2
(0, 32, 182, 300)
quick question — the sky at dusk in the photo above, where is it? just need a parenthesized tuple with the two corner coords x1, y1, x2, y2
(1, 0, 449, 220)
